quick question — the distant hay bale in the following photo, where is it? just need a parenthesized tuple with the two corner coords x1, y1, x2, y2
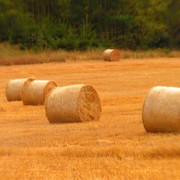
(142, 86, 180, 133)
(6, 78, 34, 101)
(103, 49, 120, 61)
(21, 80, 57, 105)
(45, 84, 102, 123)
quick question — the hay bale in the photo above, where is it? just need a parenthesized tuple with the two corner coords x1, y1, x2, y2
(45, 84, 102, 123)
(21, 80, 57, 105)
(103, 49, 120, 61)
(6, 78, 34, 101)
(142, 86, 180, 133)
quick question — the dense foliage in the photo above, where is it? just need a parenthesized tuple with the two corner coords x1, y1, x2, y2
(0, 0, 179, 50)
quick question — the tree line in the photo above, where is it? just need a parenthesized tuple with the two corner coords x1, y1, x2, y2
(0, 0, 179, 50)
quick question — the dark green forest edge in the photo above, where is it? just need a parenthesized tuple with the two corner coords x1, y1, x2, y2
(0, 0, 179, 50)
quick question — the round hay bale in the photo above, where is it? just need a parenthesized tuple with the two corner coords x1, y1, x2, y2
(45, 84, 102, 123)
(21, 80, 57, 105)
(142, 86, 180, 133)
(6, 78, 34, 101)
(103, 49, 120, 61)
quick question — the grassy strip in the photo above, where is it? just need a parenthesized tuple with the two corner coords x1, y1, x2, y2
(0, 43, 179, 66)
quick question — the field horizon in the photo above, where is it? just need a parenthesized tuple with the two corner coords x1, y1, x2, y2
(0, 57, 180, 179)
(0, 43, 180, 65)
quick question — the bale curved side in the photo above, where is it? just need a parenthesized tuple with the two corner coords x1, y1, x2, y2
(22, 80, 57, 105)
(6, 78, 34, 101)
(45, 84, 102, 123)
(142, 86, 180, 133)
(103, 49, 120, 61)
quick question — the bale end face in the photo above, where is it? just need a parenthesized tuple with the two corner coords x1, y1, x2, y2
(44, 81, 58, 103)
(78, 85, 102, 122)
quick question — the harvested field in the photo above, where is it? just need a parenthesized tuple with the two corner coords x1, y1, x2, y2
(0, 58, 180, 179)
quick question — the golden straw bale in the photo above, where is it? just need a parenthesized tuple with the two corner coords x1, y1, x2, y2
(103, 49, 120, 61)
(21, 80, 57, 105)
(142, 86, 180, 133)
(45, 84, 102, 123)
(6, 78, 34, 101)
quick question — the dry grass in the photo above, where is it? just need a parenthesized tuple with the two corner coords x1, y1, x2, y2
(0, 55, 180, 179)
(0, 43, 180, 65)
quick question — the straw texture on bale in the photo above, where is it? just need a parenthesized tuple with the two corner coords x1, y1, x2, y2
(45, 84, 102, 123)
(21, 80, 57, 105)
(142, 86, 180, 133)
(103, 49, 120, 61)
(6, 78, 34, 101)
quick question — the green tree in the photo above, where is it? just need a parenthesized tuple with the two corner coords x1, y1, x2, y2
(0, 0, 178, 50)
(168, 0, 180, 48)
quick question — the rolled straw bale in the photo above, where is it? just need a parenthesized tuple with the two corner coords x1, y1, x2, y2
(6, 78, 34, 101)
(21, 80, 57, 105)
(103, 49, 120, 61)
(142, 86, 180, 133)
(45, 84, 102, 123)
